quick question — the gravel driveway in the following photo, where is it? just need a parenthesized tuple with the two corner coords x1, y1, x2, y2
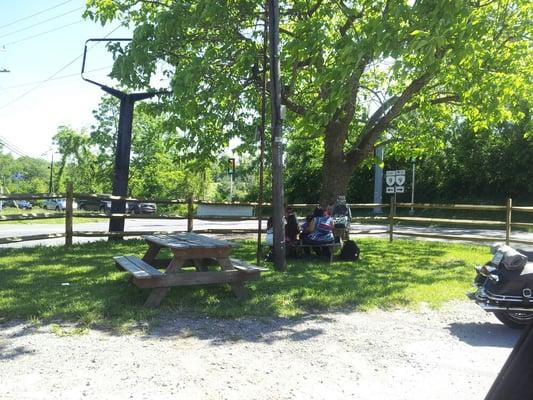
(0, 301, 520, 400)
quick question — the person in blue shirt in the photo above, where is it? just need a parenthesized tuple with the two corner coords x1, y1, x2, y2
(301, 207, 334, 257)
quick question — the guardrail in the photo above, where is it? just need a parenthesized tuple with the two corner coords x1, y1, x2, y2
(0, 185, 531, 247)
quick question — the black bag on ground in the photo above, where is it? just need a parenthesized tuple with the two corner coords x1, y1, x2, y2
(340, 240, 360, 261)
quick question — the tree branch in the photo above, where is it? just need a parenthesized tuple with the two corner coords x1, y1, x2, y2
(345, 72, 434, 164)
(339, 12, 363, 36)
(308, 0, 324, 17)
(325, 56, 369, 133)
(282, 94, 308, 116)
(279, 27, 298, 38)
(132, 0, 172, 8)
(402, 94, 460, 113)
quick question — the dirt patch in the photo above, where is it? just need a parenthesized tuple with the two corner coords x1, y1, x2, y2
(0, 301, 519, 399)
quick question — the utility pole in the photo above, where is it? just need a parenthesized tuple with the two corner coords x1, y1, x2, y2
(0, 66, 9, 212)
(1, 47, 9, 73)
(256, 2, 268, 264)
(268, 0, 286, 271)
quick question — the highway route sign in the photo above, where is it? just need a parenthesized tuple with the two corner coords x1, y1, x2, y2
(385, 169, 406, 194)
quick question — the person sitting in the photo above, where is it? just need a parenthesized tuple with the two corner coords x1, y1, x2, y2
(264, 216, 274, 262)
(300, 208, 320, 241)
(285, 213, 300, 244)
(284, 213, 300, 258)
(300, 208, 334, 258)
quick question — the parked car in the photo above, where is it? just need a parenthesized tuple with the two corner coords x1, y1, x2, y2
(15, 200, 33, 209)
(127, 202, 157, 215)
(43, 198, 78, 211)
(4, 200, 33, 209)
(78, 199, 111, 213)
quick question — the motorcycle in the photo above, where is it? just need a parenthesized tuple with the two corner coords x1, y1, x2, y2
(471, 244, 533, 329)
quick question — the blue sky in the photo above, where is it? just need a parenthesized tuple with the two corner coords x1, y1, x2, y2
(0, 0, 131, 159)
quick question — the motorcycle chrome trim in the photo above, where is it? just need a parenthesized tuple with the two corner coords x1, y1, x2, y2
(475, 289, 525, 303)
(478, 304, 533, 313)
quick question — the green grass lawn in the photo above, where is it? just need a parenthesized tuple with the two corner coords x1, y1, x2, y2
(0, 238, 490, 330)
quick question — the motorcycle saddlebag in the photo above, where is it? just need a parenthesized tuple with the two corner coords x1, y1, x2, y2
(485, 262, 533, 299)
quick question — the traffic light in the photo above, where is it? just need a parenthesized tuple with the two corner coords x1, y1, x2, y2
(228, 158, 236, 175)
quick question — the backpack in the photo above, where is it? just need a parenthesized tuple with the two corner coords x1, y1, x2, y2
(340, 240, 360, 261)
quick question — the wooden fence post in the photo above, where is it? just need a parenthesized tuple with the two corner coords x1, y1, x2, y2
(506, 197, 512, 245)
(65, 182, 73, 247)
(187, 195, 194, 232)
(389, 196, 395, 243)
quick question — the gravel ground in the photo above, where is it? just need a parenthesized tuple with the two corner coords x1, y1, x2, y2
(0, 301, 520, 400)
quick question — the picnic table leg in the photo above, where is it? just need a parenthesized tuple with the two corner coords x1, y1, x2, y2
(217, 257, 248, 300)
(142, 243, 162, 264)
(144, 257, 185, 308)
(192, 259, 209, 272)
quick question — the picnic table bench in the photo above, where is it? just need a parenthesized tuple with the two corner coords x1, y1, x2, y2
(114, 233, 266, 307)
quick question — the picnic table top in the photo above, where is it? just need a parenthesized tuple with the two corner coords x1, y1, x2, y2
(144, 233, 234, 250)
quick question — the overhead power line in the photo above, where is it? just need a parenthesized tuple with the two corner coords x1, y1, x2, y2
(1, 19, 83, 47)
(0, 24, 122, 112)
(0, 6, 84, 40)
(0, 134, 29, 155)
(0, 135, 32, 158)
(0, 0, 73, 31)
(1, 66, 113, 90)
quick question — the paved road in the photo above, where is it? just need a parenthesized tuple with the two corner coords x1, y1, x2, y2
(1, 218, 532, 250)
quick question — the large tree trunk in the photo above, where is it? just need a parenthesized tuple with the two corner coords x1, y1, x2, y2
(320, 157, 353, 206)
(319, 123, 356, 206)
(319, 122, 377, 206)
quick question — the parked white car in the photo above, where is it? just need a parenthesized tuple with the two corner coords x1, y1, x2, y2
(43, 198, 78, 211)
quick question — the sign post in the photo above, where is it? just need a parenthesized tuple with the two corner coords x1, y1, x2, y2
(385, 170, 406, 204)
(410, 159, 416, 215)
(228, 158, 235, 202)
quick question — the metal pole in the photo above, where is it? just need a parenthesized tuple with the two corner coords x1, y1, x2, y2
(268, 0, 286, 271)
(409, 158, 415, 215)
(187, 194, 194, 232)
(373, 146, 384, 214)
(65, 182, 73, 247)
(256, 3, 268, 265)
(505, 198, 512, 245)
(48, 154, 54, 194)
(108, 95, 135, 238)
(80, 38, 165, 240)
(229, 173, 234, 203)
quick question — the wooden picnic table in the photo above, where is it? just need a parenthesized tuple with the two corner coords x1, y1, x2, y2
(114, 233, 265, 307)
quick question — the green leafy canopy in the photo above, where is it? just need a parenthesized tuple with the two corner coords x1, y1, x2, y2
(85, 0, 532, 203)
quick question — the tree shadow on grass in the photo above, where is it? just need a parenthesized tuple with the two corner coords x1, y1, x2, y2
(446, 322, 521, 348)
(0, 238, 489, 341)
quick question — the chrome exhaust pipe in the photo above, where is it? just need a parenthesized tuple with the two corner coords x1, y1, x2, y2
(479, 304, 533, 313)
